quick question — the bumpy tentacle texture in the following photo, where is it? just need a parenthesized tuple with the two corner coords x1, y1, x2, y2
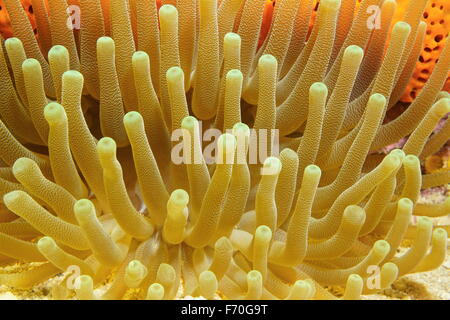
(0, 0, 448, 300)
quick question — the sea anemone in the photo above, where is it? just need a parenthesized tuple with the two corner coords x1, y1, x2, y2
(0, 0, 448, 300)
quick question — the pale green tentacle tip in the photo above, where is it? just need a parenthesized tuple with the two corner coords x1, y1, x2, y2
(44, 102, 67, 124)
(166, 66, 184, 83)
(382, 153, 402, 171)
(97, 137, 117, 158)
(259, 54, 278, 68)
(63, 70, 84, 82)
(146, 283, 165, 300)
(398, 197, 414, 210)
(417, 216, 433, 230)
(77, 275, 93, 285)
(159, 4, 178, 18)
(74, 199, 95, 220)
(343, 45, 364, 60)
(431, 98, 450, 117)
(288, 279, 315, 300)
(247, 270, 262, 282)
(392, 21, 412, 34)
(368, 93, 387, 110)
(403, 154, 420, 165)
(199, 270, 217, 283)
(304, 164, 322, 179)
(255, 225, 273, 243)
(37, 236, 57, 252)
(181, 115, 198, 130)
(97, 36, 114, 48)
(48, 44, 69, 58)
(345, 274, 363, 299)
(123, 111, 144, 127)
(132, 51, 150, 70)
(2, 190, 23, 206)
(261, 156, 282, 176)
(382, 262, 398, 274)
(389, 149, 406, 161)
(373, 240, 391, 256)
(224, 32, 241, 45)
(22, 58, 41, 71)
(215, 236, 233, 250)
(310, 82, 328, 97)
(132, 51, 149, 61)
(232, 122, 250, 136)
(4, 37, 23, 50)
(199, 270, 218, 298)
(343, 205, 366, 224)
(125, 260, 148, 287)
(347, 273, 363, 283)
(226, 69, 243, 80)
(12, 157, 36, 176)
(433, 228, 447, 241)
(218, 133, 237, 159)
(169, 189, 189, 207)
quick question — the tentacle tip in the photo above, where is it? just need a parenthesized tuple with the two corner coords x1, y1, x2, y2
(63, 70, 84, 82)
(368, 93, 387, 109)
(226, 69, 243, 80)
(433, 228, 447, 240)
(417, 216, 433, 230)
(262, 156, 282, 175)
(374, 240, 391, 255)
(259, 54, 278, 67)
(123, 111, 144, 127)
(3, 190, 24, 205)
(398, 197, 414, 210)
(97, 137, 117, 156)
(159, 4, 178, 18)
(255, 225, 273, 242)
(97, 36, 115, 50)
(343, 205, 366, 224)
(147, 283, 165, 300)
(247, 270, 262, 282)
(166, 66, 184, 83)
(218, 133, 237, 159)
(393, 21, 412, 34)
(132, 51, 149, 67)
(12, 157, 36, 176)
(4, 37, 22, 49)
(22, 58, 41, 71)
(310, 82, 328, 96)
(232, 122, 250, 136)
(170, 189, 189, 207)
(224, 32, 241, 44)
(403, 154, 420, 165)
(344, 45, 364, 59)
(74, 199, 95, 217)
(304, 164, 322, 178)
(432, 98, 450, 116)
(181, 116, 198, 130)
(48, 45, 69, 57)
(44, 102, 66, 124)
(37, 236, 56, 250)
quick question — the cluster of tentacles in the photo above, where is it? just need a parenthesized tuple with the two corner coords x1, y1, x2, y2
(0, 0, 449, 300)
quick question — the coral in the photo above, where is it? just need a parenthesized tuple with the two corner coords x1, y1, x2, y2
(0, 0, 448, 300)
